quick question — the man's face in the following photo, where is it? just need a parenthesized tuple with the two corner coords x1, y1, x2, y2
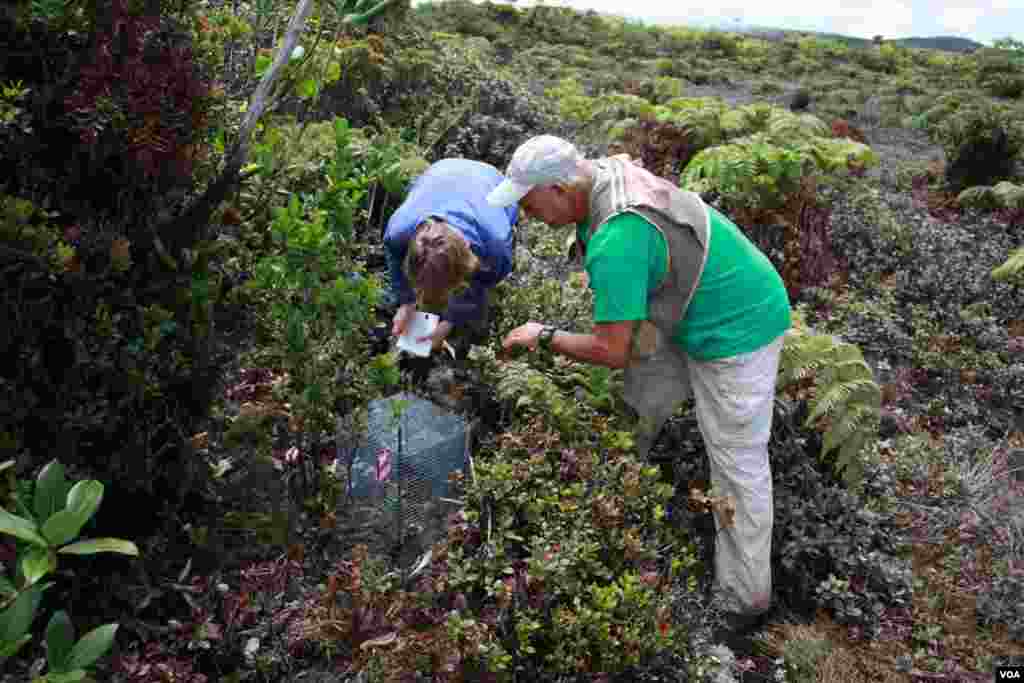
(519, 185, 578, 227)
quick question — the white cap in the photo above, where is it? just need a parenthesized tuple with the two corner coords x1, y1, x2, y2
(486, 135, 583, 207)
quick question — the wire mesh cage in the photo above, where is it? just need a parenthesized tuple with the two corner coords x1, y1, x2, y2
(344, 392, 470, 557)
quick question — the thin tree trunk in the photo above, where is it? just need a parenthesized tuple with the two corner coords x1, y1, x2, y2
(151, 0, 317, 261)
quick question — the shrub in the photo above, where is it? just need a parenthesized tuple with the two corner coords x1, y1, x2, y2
(0, 460, 139, 674)
(975, 48, 1023, 83)
(656, 96, 729, 150)
(430, 74, 555, 169)
(993, 247, 1024, 285)
(700, 32, 740, 58)
(777, 314, 882, 489)
(937, 104, 1022, 192)
(291, 368, 702, 679)
(60, 0, 216, 221)
(978, 571, 1024, 641)
(768, 406, 911, 634)
(755, 81, 785, 96)
(984, 74, 1024, 99)
(789, 89, 811, 111)
(617, 118, 696, 183)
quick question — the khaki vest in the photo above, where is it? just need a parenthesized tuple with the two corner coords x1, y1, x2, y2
(573, 156, 711, 361)
(569, 157, 712, 459)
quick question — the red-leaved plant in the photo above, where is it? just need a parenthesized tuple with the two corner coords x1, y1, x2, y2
(64, 0, 214, 185)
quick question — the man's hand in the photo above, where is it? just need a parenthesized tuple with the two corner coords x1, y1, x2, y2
(418, 320, 453, 352)
(391, 304, 416, 337)
(502, 322, 545, 352)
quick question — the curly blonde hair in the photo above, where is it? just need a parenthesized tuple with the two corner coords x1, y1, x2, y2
(403, 218, 480, 309)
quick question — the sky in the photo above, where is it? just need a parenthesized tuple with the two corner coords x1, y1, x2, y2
(427, 0, 1024, 47)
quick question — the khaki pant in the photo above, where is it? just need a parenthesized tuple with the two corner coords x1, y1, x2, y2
(624, 334, 784, 615)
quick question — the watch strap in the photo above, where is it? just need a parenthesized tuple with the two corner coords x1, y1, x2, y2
(538, 326, 557, 353)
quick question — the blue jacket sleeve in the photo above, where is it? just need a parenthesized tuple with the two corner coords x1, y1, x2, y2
(442, 279, 489, 328)
(384, 231, 416, 306)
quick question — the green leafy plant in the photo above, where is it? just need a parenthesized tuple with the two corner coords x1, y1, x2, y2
(654, 96, 729, 150)
(936, 103, 1022, 192)
(0, 80, 31, 127)
(682, 134, 808, 211)
(245, 117, 396, 521)
(0, 460, 138, 674)
(957, 180, 1024, 211)
(992, 247, 1024, 284)
(33, 610, 119, 683)
(777, 315, 881, 489)
(492, 359, 587, 438)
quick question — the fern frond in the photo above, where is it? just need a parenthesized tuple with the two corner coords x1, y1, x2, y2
(779, 333, 833, 384)
(778, 324, 881, 489)
(837, 435, 867, 488)
(822, 403, 878, 455)
(992, 247, 1024, 284)
(807, 378, 879, 426)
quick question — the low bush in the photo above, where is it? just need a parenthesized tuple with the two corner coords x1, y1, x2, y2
(937, 104, 1023, 192)
(430, 74, 555, 169)
(617, 118, 696, 183)
(978, 571, 1024, 642)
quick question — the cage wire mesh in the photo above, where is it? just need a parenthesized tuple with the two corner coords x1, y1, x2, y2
(344, 392, 469, 558)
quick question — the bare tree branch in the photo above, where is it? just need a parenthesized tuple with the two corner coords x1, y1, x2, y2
(152, 0, 318, 259)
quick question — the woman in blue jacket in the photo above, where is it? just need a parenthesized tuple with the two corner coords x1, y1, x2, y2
(384, 158, 518, 351)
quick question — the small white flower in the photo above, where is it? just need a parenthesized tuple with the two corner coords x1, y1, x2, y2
(290, 45, 305, 61)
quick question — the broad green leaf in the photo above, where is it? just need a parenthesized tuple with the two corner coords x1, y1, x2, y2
(58, 538, 139, 556)
(0, 575, 14, 596)
(255, 53, 272, 77)
(64, 481, 103, 525)
(0, 507, 47, 547)
(65, 623, 118, 670)
(41, 671, 87, 682)
(42, 509, 89, 548)
(345, 0, 393, 24)
(45, 610, 75, 673)
(298, 78, 319, 100)
(0, 582, 45, 643)
(325, 61, 341, 84)
(34, 460, 67, 523)
(20, 547, 55, 586)
(0, 633, 31, 660)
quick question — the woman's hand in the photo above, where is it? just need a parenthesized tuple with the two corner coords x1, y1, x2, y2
(418, 320, 453, 352)
(392, 304, 416, 337)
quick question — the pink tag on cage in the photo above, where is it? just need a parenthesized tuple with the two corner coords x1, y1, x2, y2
(375, 448, 392, 482)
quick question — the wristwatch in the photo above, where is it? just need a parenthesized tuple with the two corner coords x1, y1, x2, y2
(537, 326, 557, 354)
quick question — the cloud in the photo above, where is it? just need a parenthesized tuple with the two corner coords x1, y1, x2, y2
(835, 3, 916, 39)
(938, 6, 985, 34)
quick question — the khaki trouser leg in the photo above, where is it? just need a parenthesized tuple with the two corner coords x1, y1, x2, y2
(689, 335, 783, 615)
(623, 333, 783, 616)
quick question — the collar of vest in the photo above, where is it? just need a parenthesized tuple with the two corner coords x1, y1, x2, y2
(574, 157, 710, 256)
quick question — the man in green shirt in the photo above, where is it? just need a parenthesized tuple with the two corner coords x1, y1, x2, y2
(487, 135, 791, 638)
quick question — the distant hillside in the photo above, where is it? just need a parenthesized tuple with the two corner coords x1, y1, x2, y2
(891, 36, 983, 53)
(737, 26, 983, 53)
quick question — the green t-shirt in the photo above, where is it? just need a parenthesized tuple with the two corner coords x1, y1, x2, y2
(577, 206, 791, 360)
